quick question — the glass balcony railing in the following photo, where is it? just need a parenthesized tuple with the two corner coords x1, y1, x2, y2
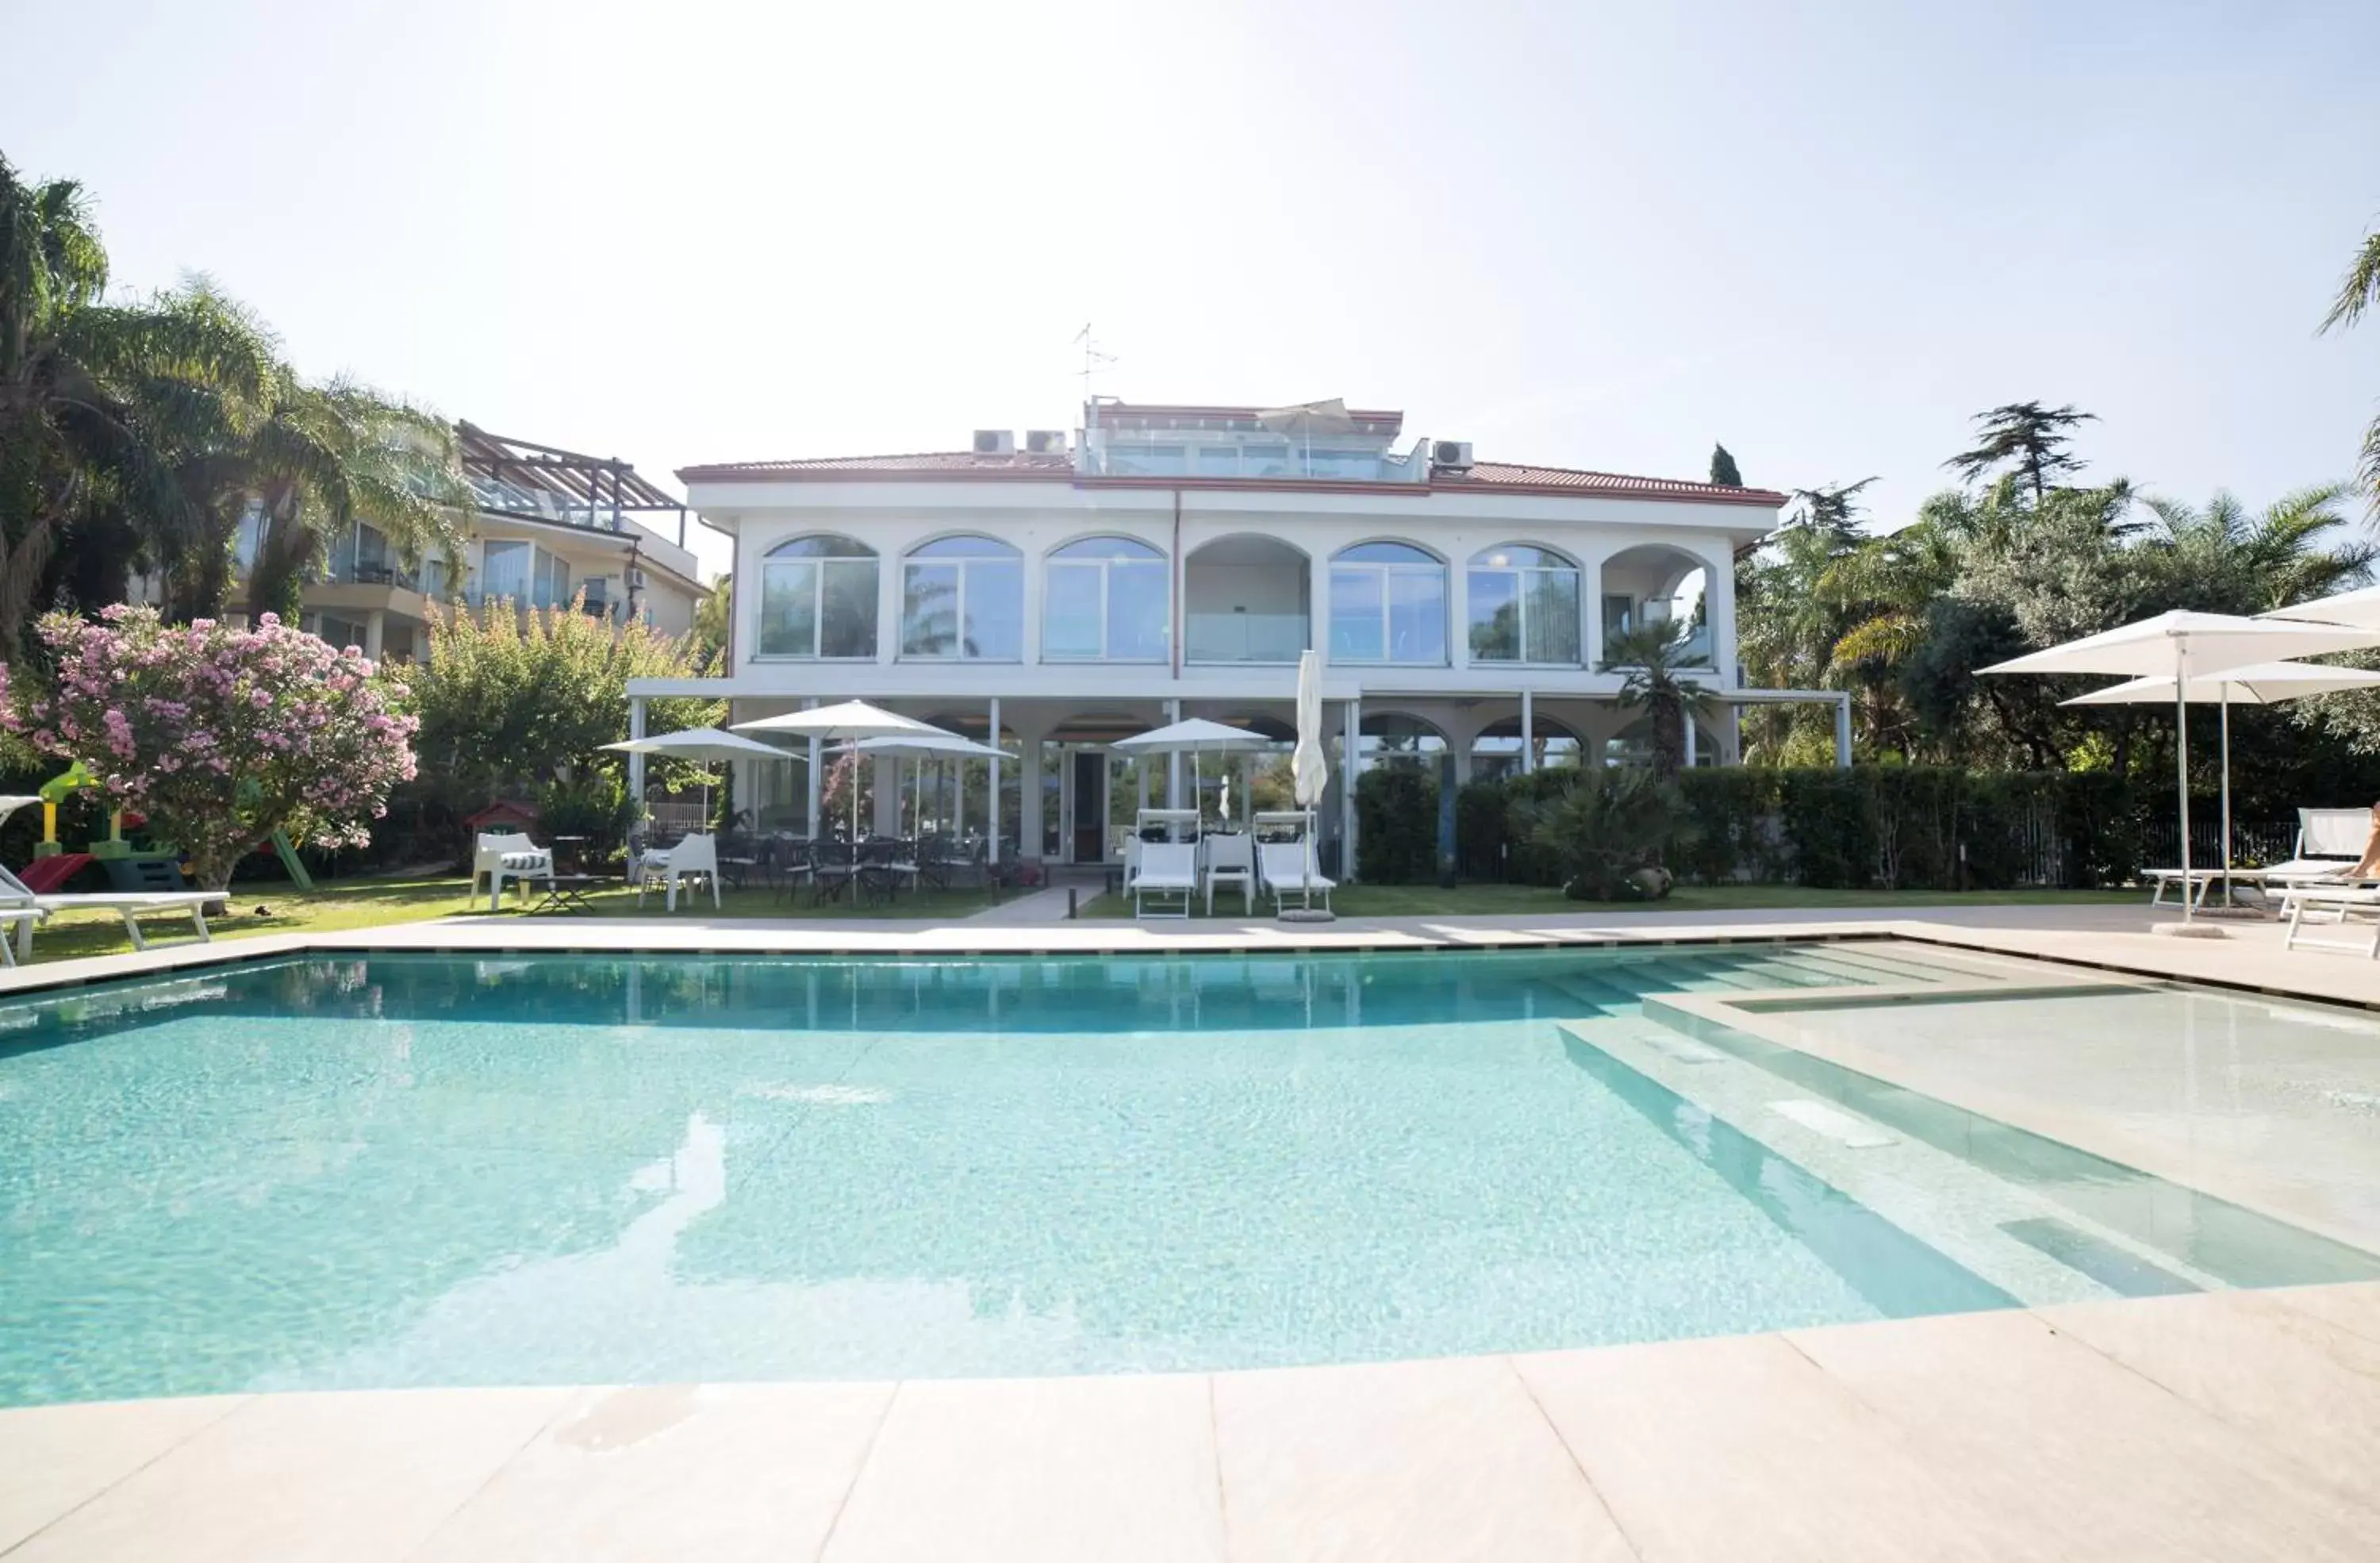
(325, 559, 421, 592)
(1081, 440, 1430, 484)
(1185, 612, 1310, 664)
(1603, 621, 1714, 668)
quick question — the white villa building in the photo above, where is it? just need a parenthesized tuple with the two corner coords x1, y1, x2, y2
(628, 399, 1845, 875)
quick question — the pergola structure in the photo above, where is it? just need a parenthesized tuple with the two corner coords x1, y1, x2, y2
(456, 423, 690, 547)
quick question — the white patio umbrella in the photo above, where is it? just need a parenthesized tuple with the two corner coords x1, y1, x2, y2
(600, 726, 789, 820)
(1983, 612, 2380, 925)
(731, 701, 952, 841)
(829, 733, 1015, 837)
(2262, 584, 2380, 629)
(2063, 662, 2380, 901)
(1257, 398, 1361, 474)
(1111, 717, 1273, 830)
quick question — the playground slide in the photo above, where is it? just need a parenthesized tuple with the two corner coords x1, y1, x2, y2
(16, 854, 92, 893)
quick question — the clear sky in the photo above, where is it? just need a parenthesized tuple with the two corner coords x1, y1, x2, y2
(6, 0, 2378, 579)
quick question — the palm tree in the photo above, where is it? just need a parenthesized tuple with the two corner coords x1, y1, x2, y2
(2320, 225, 2380, 506)
(1599, 620, 1714, 780)
(0, 160, 271, 648)
(1944, 402, 2096, 502)
(2139, 485, 2374, 614)
(236, 373, 469, 622)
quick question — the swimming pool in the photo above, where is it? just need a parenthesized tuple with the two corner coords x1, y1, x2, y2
(2, 943, 2371, 1405)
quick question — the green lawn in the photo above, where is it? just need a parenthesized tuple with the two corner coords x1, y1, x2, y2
(1088, 881, 2146, 918)
(11, 873, 1004, 965)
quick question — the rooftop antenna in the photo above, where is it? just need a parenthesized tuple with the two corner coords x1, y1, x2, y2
(1074, 323, 1116, 444)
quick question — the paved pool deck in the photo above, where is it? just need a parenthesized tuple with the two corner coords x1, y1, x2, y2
(4, 1283, 2376, 1561)
(7, 900, 2380, 1558)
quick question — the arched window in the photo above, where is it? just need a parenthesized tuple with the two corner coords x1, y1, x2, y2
(1329, 542, 1445, 664)
(1471, 714, 1583, 782)
(1344, 712, 1449, 774)
(759, 535, 877, 659)
(1600, 546, 1713, 667)
(1045, 536, 1169, 661)
(901, 536, 1022, 660)
(1468, 544, 1580, 665)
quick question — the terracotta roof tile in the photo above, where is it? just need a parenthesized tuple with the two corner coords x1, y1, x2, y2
(677, 451, 1786, 507)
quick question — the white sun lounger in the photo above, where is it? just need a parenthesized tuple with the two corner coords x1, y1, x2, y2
(1, 862, 215, 960)
(1134, 843, 1199, 920)
(1257, 840, 1335, 915)
(2146, 808, 2376, 908)
(0, 904, 45, 967)
(2282, 884, 2380, 958)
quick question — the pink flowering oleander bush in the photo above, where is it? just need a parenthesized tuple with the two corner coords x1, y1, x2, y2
(0, 606, 419, 890)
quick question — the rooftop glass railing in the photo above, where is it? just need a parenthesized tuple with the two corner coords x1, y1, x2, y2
(1080, 439, 1430, 484)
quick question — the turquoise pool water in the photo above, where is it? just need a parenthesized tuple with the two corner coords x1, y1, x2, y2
(0, 945, 2026, 1404)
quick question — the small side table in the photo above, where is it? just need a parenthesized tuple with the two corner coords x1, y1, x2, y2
(550, 835, 590, 874)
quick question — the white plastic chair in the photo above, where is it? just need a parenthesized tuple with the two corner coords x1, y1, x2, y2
(474, 831, 553, 909)
(1203, 833, 1253, 916)
(637, 832, 720, 911)
(1134, 843, 1198, 920)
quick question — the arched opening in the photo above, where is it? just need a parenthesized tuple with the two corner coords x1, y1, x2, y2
(1045, 536, 1169, 662)
(903, 712, 1023, 854)
(1468, 543, 1581, 665)
(900, 536, 1022, 661)
(1470, 714, 1583, 782)
(1335, 712, 1449, 776)
(1184, 535, 1311, 664)
(1605, 716, 1721, 769)
(1599, 545, 1712, 667)
(758, 534, 877, 659)
(1329, 541, 1446, 665)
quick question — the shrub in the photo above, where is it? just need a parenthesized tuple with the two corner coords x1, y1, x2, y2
(1355, 766, 1439, 884)
(1675, 768, 1786, 882)
(1522, 768, 1690, 900)
(1780, 770, 1876, 887)
(0, 607, 417, 889)
(537, 771, 639, 860)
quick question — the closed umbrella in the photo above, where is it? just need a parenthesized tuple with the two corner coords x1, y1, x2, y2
(2063, 661, 2380, 902)
(732, 702, 951, 842)
(1983, 612, 2380, 926)
(1292, 649, 1330, 874)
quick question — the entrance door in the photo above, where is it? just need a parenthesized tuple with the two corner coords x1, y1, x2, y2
(1072, 751, 1107, 863)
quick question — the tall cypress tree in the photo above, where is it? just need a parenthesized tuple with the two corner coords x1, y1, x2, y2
(1709, 444, 1743, 487)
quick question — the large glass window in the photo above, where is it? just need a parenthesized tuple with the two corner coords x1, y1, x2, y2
(901, 536, 1022, 660)
(759, 535, 878, 659)
(532, 547, 570, 609)
(1043, 536, 1169, 661)
(480, 539, 530, 601)
(1342, 712, 1448, 775)
(1329, 542, 1445, 664)
(1468, 544, 1580, 664)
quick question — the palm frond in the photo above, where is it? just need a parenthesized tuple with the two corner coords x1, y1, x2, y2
(2320, 228, 2380, 334)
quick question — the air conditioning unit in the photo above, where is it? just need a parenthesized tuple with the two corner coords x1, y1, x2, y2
(972, 428, 1016, 455)
(627, 569, 647, 589)
(1023, 428, 1068, 455)
(1433, 440, 1476, 470)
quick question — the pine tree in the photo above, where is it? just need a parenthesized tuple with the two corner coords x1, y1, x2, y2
(1708, 443, 1743, 487)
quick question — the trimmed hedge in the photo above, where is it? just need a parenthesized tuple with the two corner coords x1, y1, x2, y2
(1354, 766, 1440, 884)
(1455, 765, 2140, 891)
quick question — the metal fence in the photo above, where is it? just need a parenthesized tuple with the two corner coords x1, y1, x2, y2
(2135, 817, 2297, 870)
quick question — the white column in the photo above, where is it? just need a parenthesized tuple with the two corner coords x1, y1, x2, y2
(1341, 696, 1360, 883)
(628, 695, 647, 810)
(363, 609, 386, 660)
(873, 755, 899, 835)
(1684, 712, 1699, 768)
(1833, 695, 1853, 768)
(804, 697, 821, 838)
(1520, 689, 1535, 774)
(1023, 736, 1045, 860)
(1165, 697, 1183, 807)
(988, 696, 1001, 864)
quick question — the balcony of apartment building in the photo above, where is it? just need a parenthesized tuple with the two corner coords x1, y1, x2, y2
(1598, 544, 1714, 668)
(1184, 536, 1311, 666)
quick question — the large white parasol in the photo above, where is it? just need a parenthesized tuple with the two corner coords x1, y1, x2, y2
(1111, 718, 1273, 830)
(1983, 612, 2380, 927)
(601, 726, 790, 820)
(2063, 661, 2380, 902)
(732, 702, 953, 840)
